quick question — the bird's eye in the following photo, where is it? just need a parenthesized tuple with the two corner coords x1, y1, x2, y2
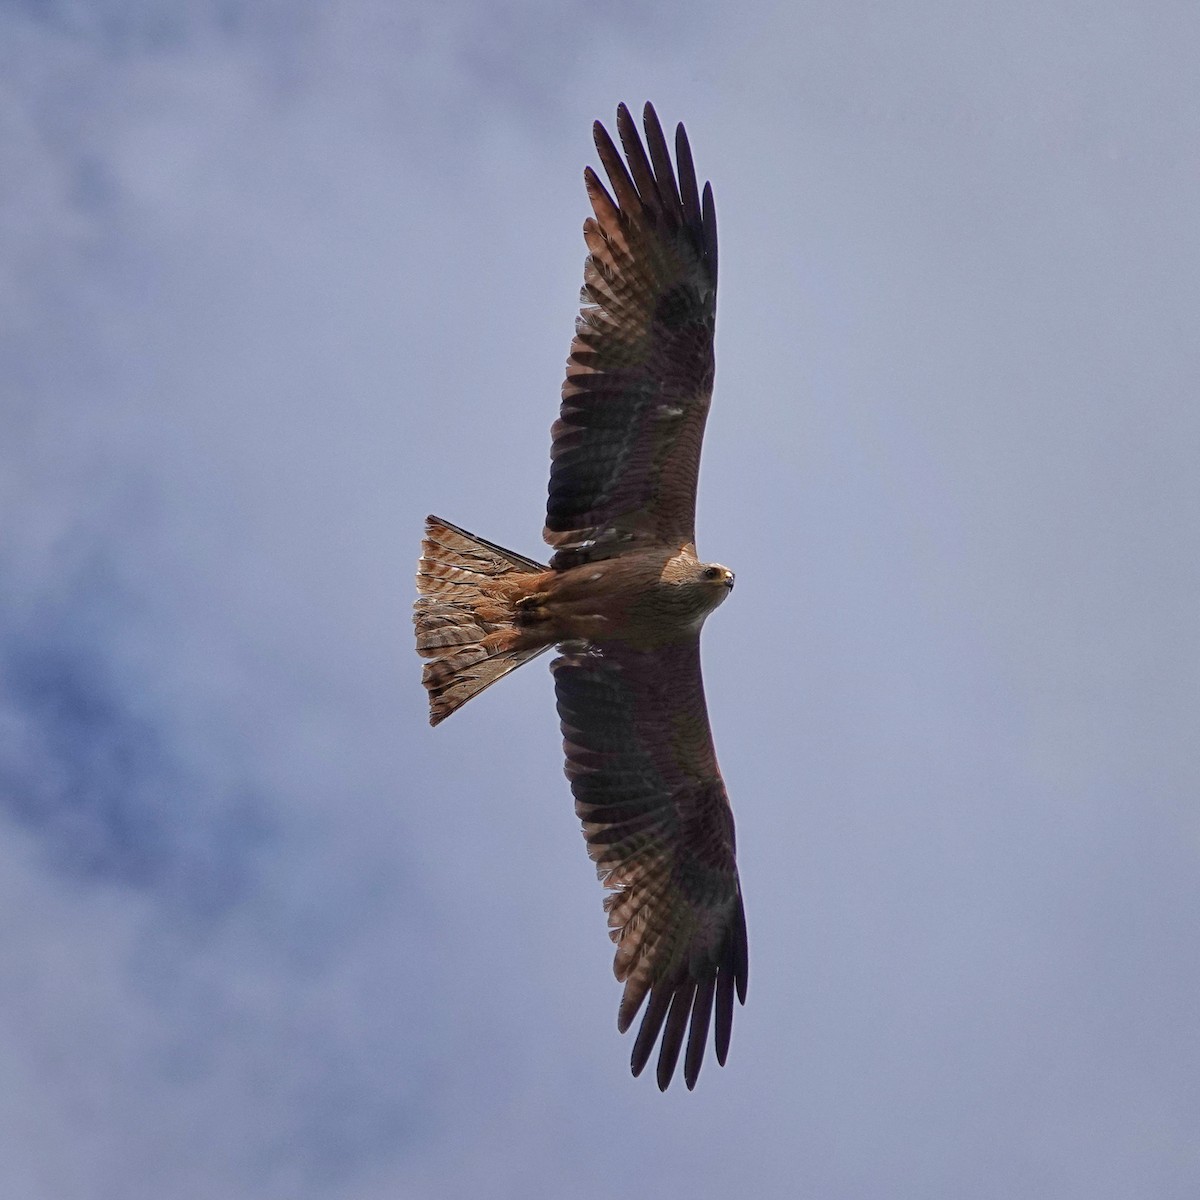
(703, 566, 721, 580)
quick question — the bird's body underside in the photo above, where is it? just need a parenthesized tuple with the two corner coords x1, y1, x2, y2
(415, 104, 748, 1090)
(417, 516, 733, 716)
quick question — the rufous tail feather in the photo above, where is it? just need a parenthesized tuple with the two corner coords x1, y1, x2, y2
(415, 515, 551, 724)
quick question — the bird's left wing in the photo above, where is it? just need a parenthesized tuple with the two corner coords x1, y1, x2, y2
(553, 637, 747, 1090)
(546, 103, 718, 568)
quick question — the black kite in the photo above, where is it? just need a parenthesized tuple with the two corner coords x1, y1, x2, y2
(415, 103, 747, 1090)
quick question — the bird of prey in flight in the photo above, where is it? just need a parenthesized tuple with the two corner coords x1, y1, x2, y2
(415, 103, 747, 1090)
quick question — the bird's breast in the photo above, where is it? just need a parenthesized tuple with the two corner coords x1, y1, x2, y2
(538, 553, 715, 647)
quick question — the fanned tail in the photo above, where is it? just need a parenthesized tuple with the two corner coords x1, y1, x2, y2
(415, 516, 551, 725)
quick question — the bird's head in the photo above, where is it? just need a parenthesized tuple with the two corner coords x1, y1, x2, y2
(695, 561, 735, 615)
(699, 562, 735, 592)
(659, 553, 736, 623)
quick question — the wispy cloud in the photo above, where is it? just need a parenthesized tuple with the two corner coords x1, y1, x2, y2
(2, 1, 1198, 1197)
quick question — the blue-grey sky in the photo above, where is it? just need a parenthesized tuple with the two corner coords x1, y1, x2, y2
(3, 2, 1198, 1197)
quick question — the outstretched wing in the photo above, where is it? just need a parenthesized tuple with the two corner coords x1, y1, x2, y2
(546, 102, 719, 568)
(553, 638, 747, 1090)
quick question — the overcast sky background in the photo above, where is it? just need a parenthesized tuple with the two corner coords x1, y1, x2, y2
(3, 2, 1198, 1197)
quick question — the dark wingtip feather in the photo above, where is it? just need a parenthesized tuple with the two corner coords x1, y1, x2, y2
(683, 977, 715, 1090)
(702, 181, 718, 284)
(593, 114, 640, 215)
(616, 984, 647, 1034)
(615, 101, 634, 143)
(735, 905, 749, 1005)
(675, 121, 702, 231)
(616, 101, 660, 218)
(630, 987, 672, 1079)
(715, 964, 735, 1066)
(641, 103, 682, 226)
(655, 983, 696, 1091)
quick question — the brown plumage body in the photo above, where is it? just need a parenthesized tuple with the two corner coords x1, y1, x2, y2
(517, 549, 734, 648)
(416, 527, 735, 718)
(415, 104, 748, 1091)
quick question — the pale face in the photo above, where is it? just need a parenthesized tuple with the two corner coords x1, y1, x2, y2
(662, 556, 735, 622)
(698, 562, 735, 613)
(699, 562, 735, 592)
